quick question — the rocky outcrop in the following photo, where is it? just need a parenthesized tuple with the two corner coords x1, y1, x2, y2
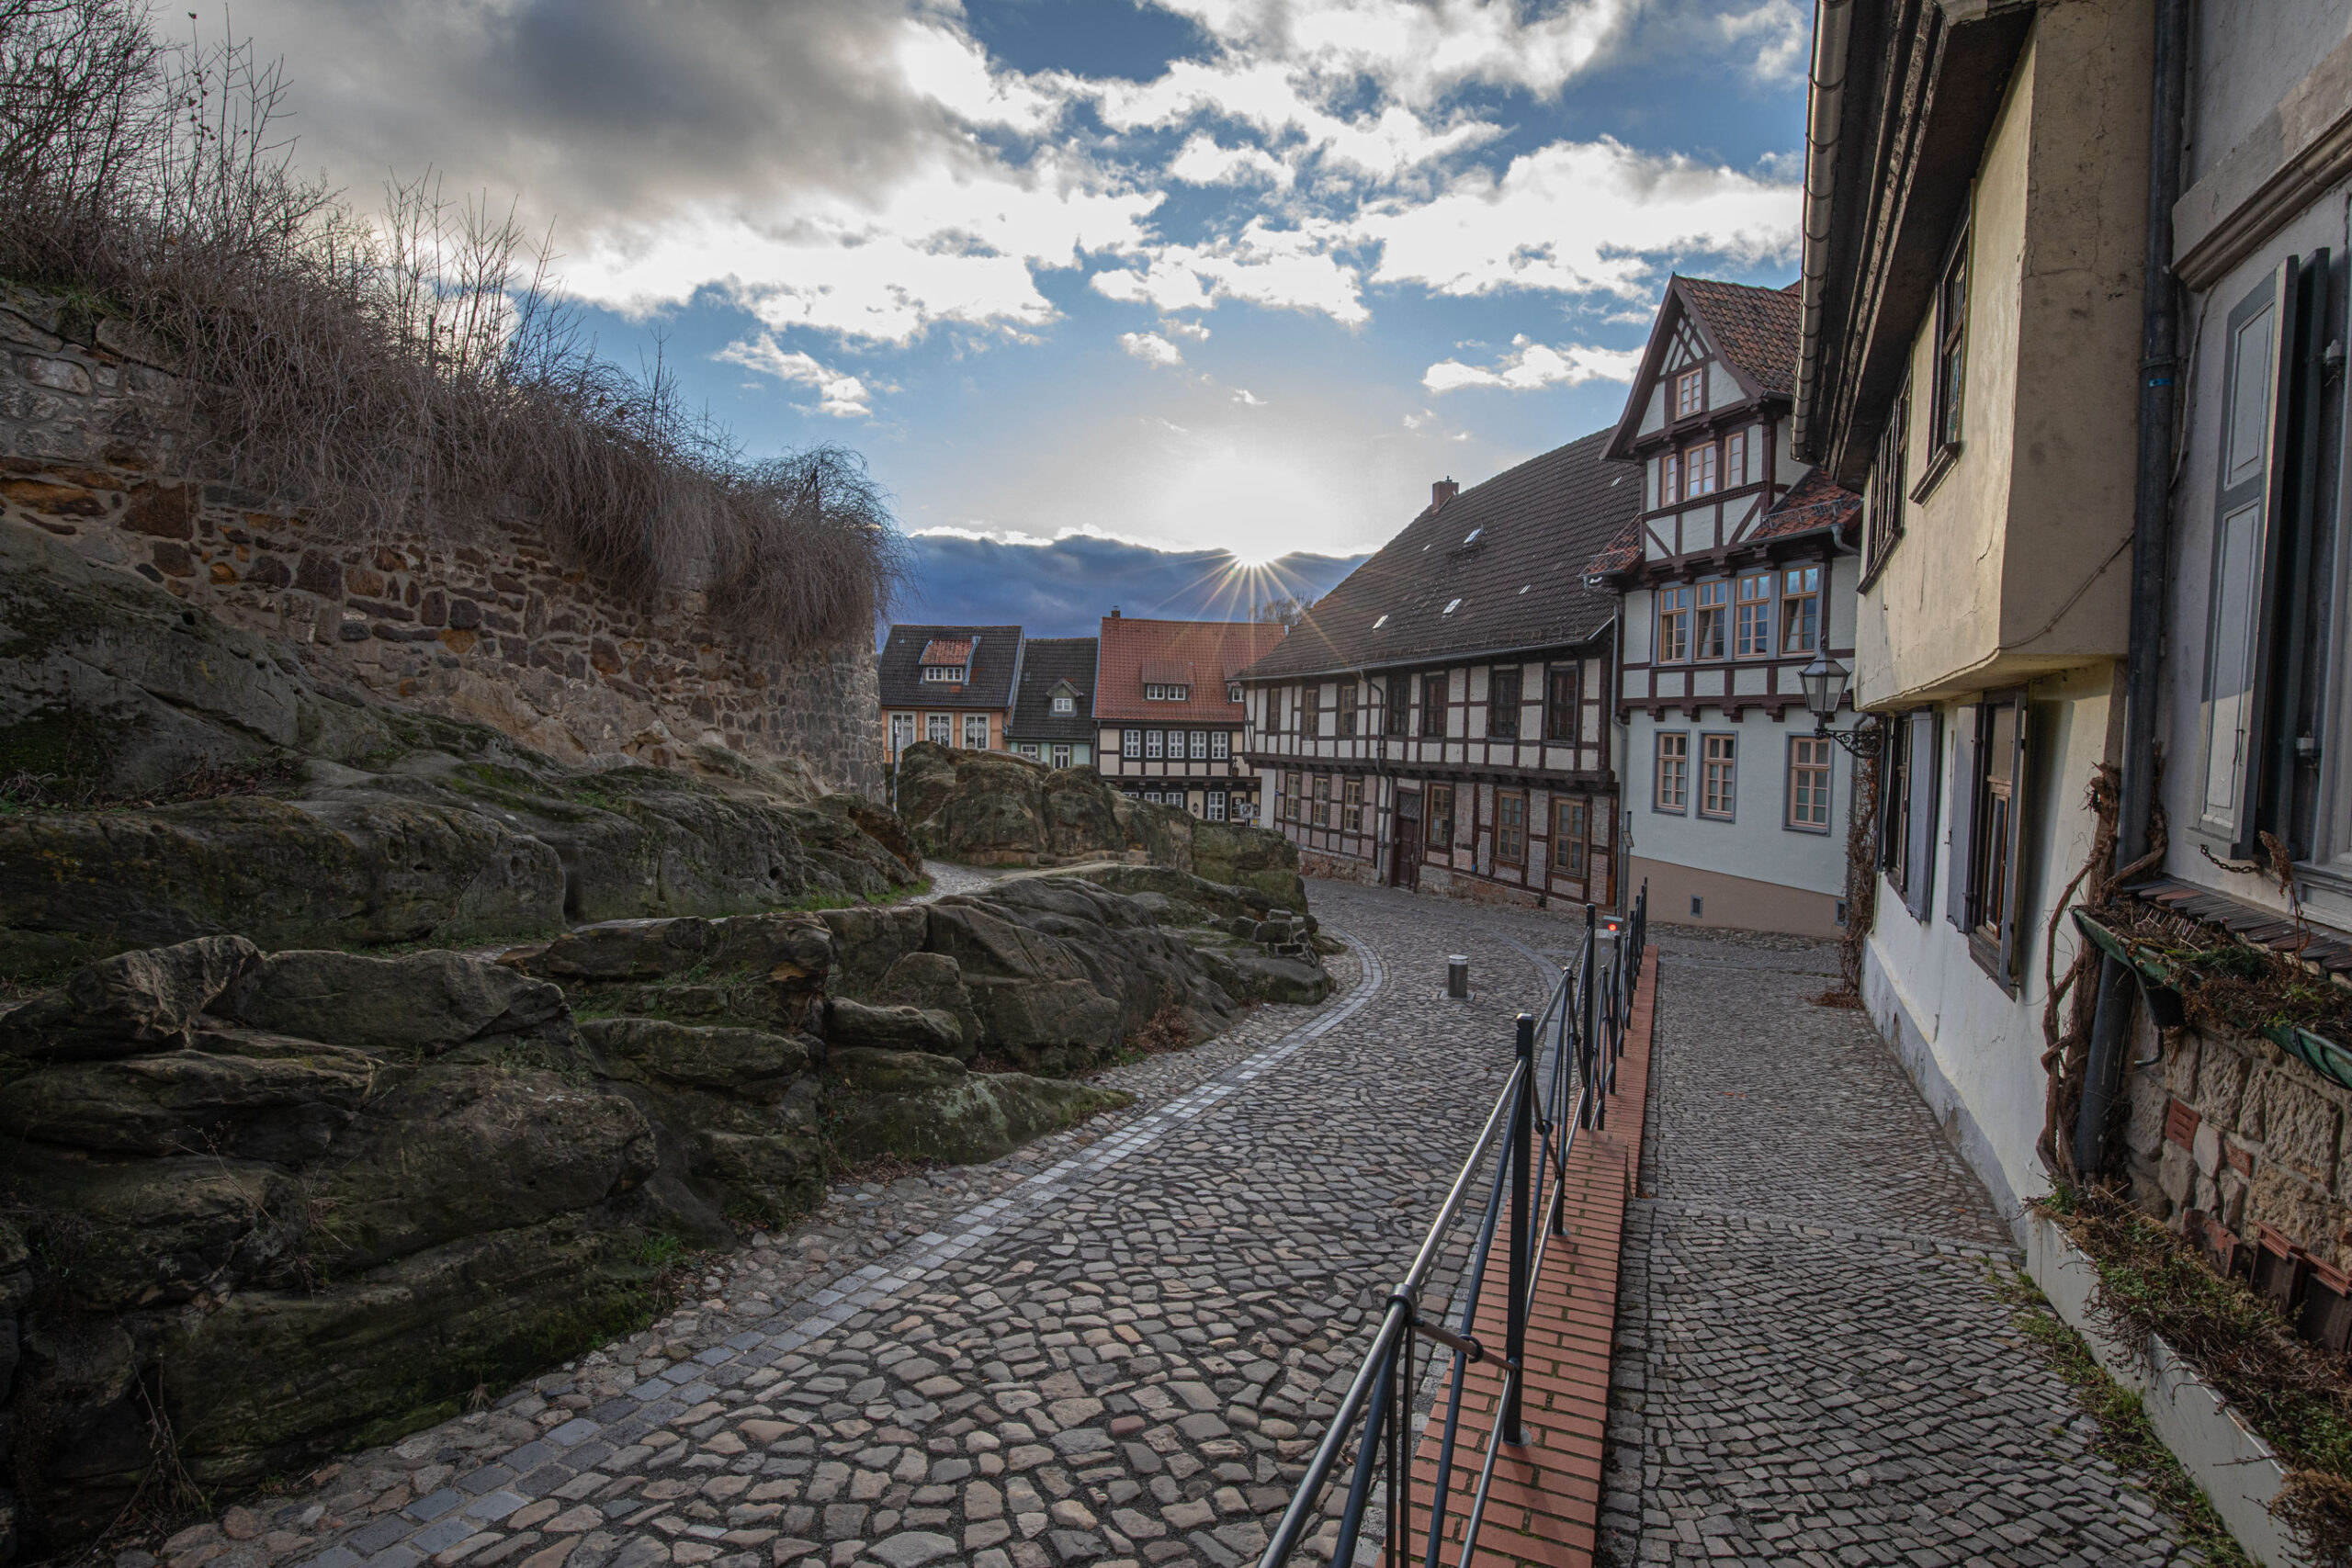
(0, 866, 1330, 1560)
(0, 518, 921, 972)
(891, 742, 1311, 911)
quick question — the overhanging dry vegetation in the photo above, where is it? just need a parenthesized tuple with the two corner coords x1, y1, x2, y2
(0, 0, 904, 656)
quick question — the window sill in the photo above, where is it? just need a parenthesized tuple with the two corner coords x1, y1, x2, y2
(1968, 930, 2018, 996)
(1909, 442, 1962, 504)
(1783, 822, 1833, 836)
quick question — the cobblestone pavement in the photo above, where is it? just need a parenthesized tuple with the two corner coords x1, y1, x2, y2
(1601, 927, 2203, 1568)
(155, 881, 1582, 1568)
(911, 863, 1015, 903)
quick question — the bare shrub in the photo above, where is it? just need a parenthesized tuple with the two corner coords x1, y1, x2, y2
(0, 1, 904, 655)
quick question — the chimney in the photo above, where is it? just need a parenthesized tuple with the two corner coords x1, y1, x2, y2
(1110, 606, 1121, 618)
(1432, 478, 1460, 510)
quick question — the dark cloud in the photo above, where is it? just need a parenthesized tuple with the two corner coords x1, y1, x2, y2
(235, 0, 963, 234)
(897, 533, 1365, 639)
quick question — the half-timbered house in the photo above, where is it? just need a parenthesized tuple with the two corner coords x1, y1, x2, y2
(1239, 432, 1638, 908)
(1590, 276, 1861, 938)
(1094, 614, 1283, 820)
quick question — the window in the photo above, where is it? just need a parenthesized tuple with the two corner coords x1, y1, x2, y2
(1781, 565, 1821, 655)
(1661, 451, 1681, 506)
(1051, 743, 1071, 769)
(1144, 790, 1165, 805)
(1146, 730, 1164, 760)
(1206, 790, 1227, 822)
(1657, 586, 1691, 662)
(1420, 671, 1449, 738)
(1695, 581, 1728, 660)
(1183, 730, 1203, 761)
(1312, 774, 1331, 828)
(1725, 428, 1749, 489)
(1385, 675, 1411, 738)
(1496, 791, 1526, 865)
(1227, 682, 1242, 704)
(1656, 732, 1689, 812)
(1787, 737, 1832, 830)
(1675, 367, 1703, 420)
(1553, 797, 1589, 878)
(1052, 693, 1075, 715)
(1951, 694, 2030, 986)
(1880, 710, 1940, 918)
(1917, 225, 1969, 496)
(927, 714, 952, 745)
(1735, 573, 1772, 658)
(1427, 783, 1454, 848)
(922, 664, 966, 683)
(889, 714, 916, 753)
(1338, 682, 1358, 737)
(1342, 778, 1363, 832)
(1017, 742, 1038, 760)
(1210, 731, 1229, 761)
(1701, 734, 1736, 818)
(1867, 381, 1909, 572)
(963, 715, 989, 750)
(1545, 665, 1581, 744)
(1685, 442, 1718, 497)
(1122, 728, 1141, 760)
(1488, 668, 1521, 739)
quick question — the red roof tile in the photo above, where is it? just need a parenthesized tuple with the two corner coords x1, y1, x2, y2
(1678, 276, 1802, 398)
(920, 637, 974, 665)
(1095, 617, 1288, 722)
(1752, 468, 1861, 541)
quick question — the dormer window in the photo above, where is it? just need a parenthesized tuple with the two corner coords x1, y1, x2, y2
(922, 664, 967, 682)
(1144, 682, 1190, 702)
(918, 636, 976, 684)
(1052, 694, 1075, 715)
(1227, 682, 1242, 704)
(1675, 367, 1704, 419)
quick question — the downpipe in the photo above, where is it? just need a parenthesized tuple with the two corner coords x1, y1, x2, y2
(2074, 0, 2190, 1179)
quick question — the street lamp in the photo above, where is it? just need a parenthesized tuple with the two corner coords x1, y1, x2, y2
(1801, 650, 1878, 757)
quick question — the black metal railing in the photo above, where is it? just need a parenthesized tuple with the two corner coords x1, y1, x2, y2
(1259, 885, 1648, 1568)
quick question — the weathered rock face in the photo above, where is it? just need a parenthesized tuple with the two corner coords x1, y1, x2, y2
(891, 742, 1312, 911)
(0, 864, 1329, 1559)
(0, 518, 922, 973)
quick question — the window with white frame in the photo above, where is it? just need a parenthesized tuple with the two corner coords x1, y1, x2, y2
(889, 714, 916, 752)
(1122, 728, 1141, 759)
(1675, 367, 1703, 419)
(922, 664, 966, 682)
(1052, 693, 1075, 715)
(1050, 743, 1071, 769)
(1145, 730, 1164, 760)
(1189, 730, 1207, 761)
(1144, 683, 1189, 701)
(963, 715, 989, 749)
(1227, 682, 1242, 704)
(1206, 790, 1227, 821)
(926, 714, 951, 744)
(1725, 428, 1749, 488)
(1017, 742, 1039, 760)
(1210, 730, 1229, 761)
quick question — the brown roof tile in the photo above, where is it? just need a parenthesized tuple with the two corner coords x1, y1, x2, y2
(1243, 428, 1640, 681)
(1095, 617, 1287, 722)
(1752, 468, 1861, 541)
(1678, 276, 1802, 398)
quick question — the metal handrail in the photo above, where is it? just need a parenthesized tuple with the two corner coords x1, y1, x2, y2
(1258, 885, 1648, 1568)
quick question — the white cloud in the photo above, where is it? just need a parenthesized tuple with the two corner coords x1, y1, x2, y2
(1121, 331, 1187, 367)
(1091, 218, 1369, 323)
(716, 334, 876, 416)
(1163, 319, 1213, 341)
(1422, 333, 1640, 393)
(1231, 387, 1267, 405)
(1167, 134, 1294, 187)
(1360, 138, 1798, 299)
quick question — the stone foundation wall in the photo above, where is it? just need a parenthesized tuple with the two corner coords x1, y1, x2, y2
(1299, 849, 1379, 886)
(0, 288, 883, 795)
(2122, 1000, 2352, 1276)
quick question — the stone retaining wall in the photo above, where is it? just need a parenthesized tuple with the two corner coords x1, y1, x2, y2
(0, 287, 882, 795)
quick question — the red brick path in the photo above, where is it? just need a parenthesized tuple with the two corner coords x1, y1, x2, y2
(1402, 945, 1657, 1568)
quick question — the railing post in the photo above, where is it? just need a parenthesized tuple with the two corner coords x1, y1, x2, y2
(1505, 1011, 1533, 1447)
(1580, 905, 1599, 1130)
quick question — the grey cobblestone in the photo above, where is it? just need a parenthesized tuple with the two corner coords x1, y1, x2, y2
(1600, 931, 2207, 1568)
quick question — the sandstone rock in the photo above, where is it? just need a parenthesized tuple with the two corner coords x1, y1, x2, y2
(0, 936, 261, 1061)
(0, 1034, 375, 1160)
(694, 1131, 825, 1224)
(822, 998, 965, 1058)
(824, 1048, 1132, 1167)
(581, 1018, 813, 1098)
(6, 1156, 296, 1311)
(224, 950, 571, 1060)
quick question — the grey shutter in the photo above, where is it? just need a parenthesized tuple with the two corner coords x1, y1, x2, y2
(1905, 710, 1942, 921)
(1996, 694, 2031, 982)
(1877, 713, 1906, 875)
(2199, 260, 2297, 855)
(1946, 705, 1978, 931)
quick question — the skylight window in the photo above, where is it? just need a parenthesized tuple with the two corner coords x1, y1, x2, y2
(1372, 614, 1388, 628)
(1442, 598, 1463, 615)
(1519, 585, 1530, 594)
(1462, 527, 1483, 546)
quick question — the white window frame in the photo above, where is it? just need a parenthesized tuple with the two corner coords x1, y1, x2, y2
(962, 715, 990, 750)
(1052, 694, 1075, 715)
(1122, 728, 1141, 759)
(1206, 791, 1227, 821)
(1190, 730, 1207, 761)
(926, 714, 951, 745)
(1050, 743, 1071, 769)
(889, 714, 916, 753)
(1210, 731, 1230, 761)
(1146, 730, 1164, 760)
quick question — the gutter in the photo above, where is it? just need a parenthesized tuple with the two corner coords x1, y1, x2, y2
(2075, 0, 2193, 1178)
(1792, 0, 1856, 462)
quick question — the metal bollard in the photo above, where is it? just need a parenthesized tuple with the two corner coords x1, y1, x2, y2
(1446, 954, 1470, 998)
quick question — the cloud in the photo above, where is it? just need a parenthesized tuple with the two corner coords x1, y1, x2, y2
(1422, 333, 1640, 393)
(1167, 134, 1294, 187)
(1360, 138, 1798, 299)
(1120, 331, 1186, 367)
(1091, 218, 1369, 323)
(716, 334, 876, 416)
(1163, 319, 1212, 341)
(901, 530, 1367, 637)
(1231, 387, 1266, 405)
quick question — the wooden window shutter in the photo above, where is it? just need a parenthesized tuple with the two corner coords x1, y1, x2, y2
(2199, 259, 2298, 856)
(1945, 705, 1978, 931)
(1995, 694, 2032, 982)
(1905, 710, 1942, 922)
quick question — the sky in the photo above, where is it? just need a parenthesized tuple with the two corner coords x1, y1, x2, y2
(226, 0, 1811, 626)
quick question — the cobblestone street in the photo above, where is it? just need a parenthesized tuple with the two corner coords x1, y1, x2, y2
(155, 888, 2222, 1568)
(1601, 927, 2202, 1568)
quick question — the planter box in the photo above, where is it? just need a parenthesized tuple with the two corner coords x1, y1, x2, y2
(2028, 1212, 2304, 1566)
(2073, 908, 2352, 1090)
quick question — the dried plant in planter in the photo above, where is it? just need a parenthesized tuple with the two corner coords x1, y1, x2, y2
(0, 0, 906, 659)
(2045, 1184, 2352, 1565)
